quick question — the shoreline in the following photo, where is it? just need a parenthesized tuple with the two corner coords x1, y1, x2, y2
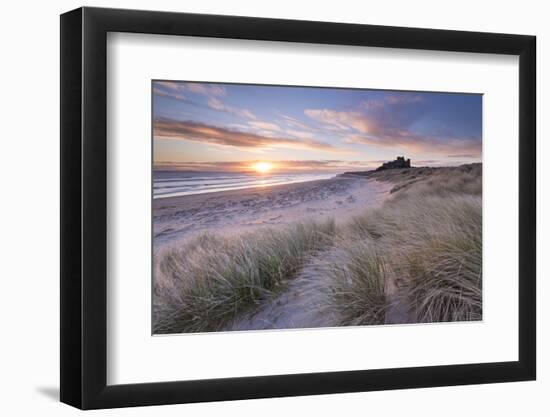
(153, 177, 336, 205)
(153, 176, 392, 247)
(153, 173, 337, 200)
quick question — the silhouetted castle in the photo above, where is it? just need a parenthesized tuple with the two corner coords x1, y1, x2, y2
(375, 156, 411, 171)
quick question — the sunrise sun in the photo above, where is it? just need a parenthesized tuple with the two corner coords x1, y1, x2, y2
(251, 162, 274, 174)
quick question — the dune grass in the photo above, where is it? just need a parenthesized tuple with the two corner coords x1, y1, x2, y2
(369, 163, 482, 196)
(318, 239, 388, 326)
(153, 219, 336, 334)
(154, 163, 482, 333)
(320, 192, 482, 325)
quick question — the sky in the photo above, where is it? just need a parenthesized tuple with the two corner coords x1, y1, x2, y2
(153, 81, 482, 173)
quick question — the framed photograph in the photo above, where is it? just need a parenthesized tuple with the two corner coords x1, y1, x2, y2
(60, 7, 536, 409)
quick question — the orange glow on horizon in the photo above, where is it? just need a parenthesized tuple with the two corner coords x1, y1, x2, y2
(251, 162, 274, 174)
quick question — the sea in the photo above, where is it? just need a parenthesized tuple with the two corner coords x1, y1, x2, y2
(153, 171, 336, 199)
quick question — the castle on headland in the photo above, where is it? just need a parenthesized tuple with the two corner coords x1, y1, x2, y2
(375, 156, 411, 171)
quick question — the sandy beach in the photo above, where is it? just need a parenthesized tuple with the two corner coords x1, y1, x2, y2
(153, 176, 392, 248)
(153, 164, 482, 333)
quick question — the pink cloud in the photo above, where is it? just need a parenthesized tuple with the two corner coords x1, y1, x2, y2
(153, 118, 344, 153)
(305, 94, 480, 157)
(247, 121, 281, 131)
(345, 131, 481, 156)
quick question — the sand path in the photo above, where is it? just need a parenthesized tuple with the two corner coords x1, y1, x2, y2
(226, 259, 412, 331)
(226, 260, 337, 331)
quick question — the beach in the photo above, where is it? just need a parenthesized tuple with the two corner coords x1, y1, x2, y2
(153, 176, 392, 248)
(153, 164, 482, 334)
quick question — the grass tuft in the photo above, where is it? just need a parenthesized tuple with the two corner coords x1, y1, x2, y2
(318, 240, 388, 325)
(153, 219, 336, 333)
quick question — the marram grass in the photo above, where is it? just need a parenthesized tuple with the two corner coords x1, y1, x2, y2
(153, 219, 336, 333)
(319, 193, 482, 325)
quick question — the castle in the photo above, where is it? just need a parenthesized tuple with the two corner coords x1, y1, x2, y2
(375, 156, 411, 171)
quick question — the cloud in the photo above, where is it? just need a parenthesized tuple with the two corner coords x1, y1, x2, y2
(153, 81, 257, 120)
(245, 120, 321, 143)
(153, 81, 226, 101)
(414, 159, 469, 167)
(247, 121, 282, 131)
(208, 98, 257, 120)
(279, 114, 342, 141)
(307, 94, 427, 134)
(153, 118, 342, 153)
(153, 87, 186, 100)
(447, 153, 481, 159)
(155, 81, 180, 90)
(305, 93, 481, 157)
(384, 94, 425, 105)
(184, 82, 226, 97)
(304, 109, 368, 132)
(281, 115, 314, 130)
(345, 131, 481, 156)
(286, 129, 315, 139)
(153, 82, 186, 100)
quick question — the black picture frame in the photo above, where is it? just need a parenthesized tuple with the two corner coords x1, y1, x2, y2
(60, 6, 536, 410)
